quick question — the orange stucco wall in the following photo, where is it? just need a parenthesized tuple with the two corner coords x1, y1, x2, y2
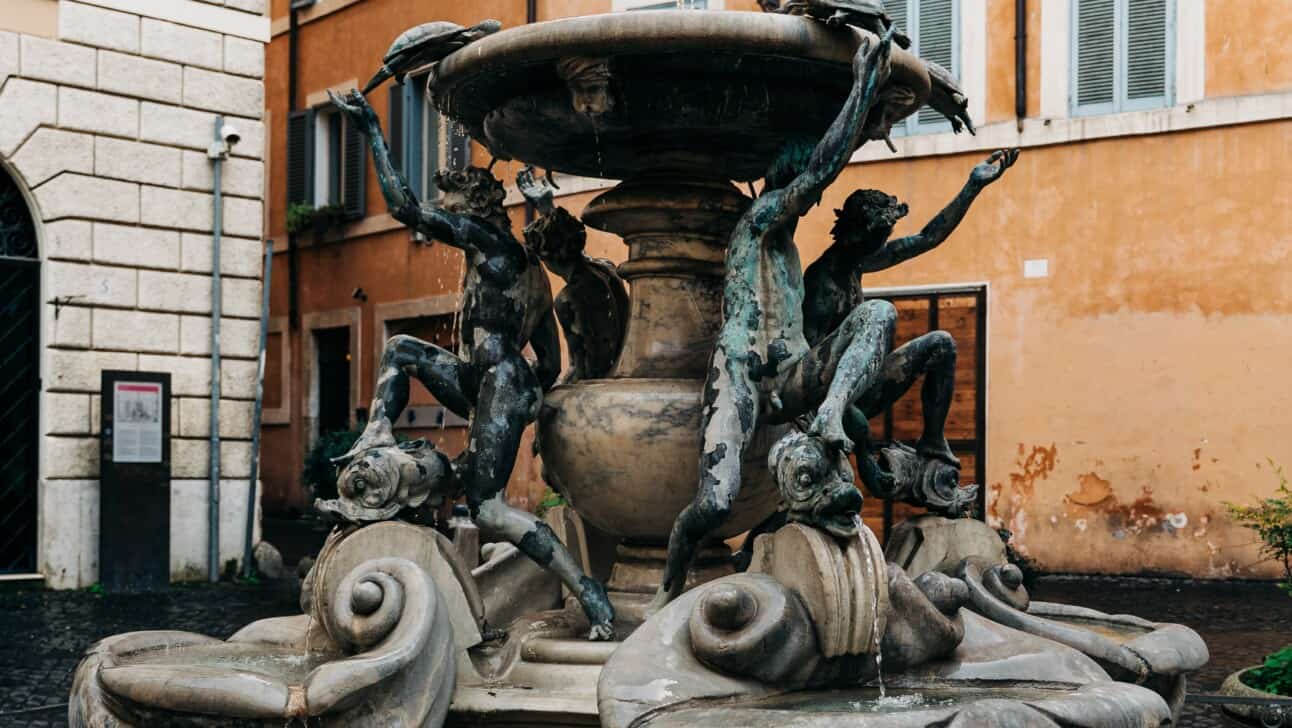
(1206, 0, 1292, 98)
(263, 1, 1292, 578)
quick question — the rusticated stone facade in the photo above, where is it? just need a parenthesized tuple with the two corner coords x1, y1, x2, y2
(0, 0, 269, 588)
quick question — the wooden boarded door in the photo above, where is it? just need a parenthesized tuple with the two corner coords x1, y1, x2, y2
(859, 286, 986, 542)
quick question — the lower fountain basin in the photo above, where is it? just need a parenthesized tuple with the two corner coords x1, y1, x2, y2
(634, 681, 1173, 726)
(538, 378, 786, 542)
(110, 642, 332, 684)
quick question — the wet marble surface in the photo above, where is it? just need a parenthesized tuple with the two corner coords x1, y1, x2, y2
(0, 575, 1285, 726)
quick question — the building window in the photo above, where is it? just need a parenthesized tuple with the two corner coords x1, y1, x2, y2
(620, 0, 708, 9)
(285, 105, 367, 219)
(389, 75, 470, 201)
(1071, 0, 1173, 116)
(884, 0, 959, 135)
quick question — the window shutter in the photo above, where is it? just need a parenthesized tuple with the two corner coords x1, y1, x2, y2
(342, 116, 367, 219)
(1125, 0, 1168, 102)
(406, 80, 426, 198)
(388, 87, 405, 176)
(915, 0, 956, 127)
(286, 109, 314, 206)
(883, 0, 907, 34)
(1075, 0, 1117, 108)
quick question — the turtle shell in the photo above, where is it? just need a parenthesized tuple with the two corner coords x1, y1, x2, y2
(382, 22, 471, 65)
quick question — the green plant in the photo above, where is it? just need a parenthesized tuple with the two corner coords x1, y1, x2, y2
(1243, 645, 1292, 696)
(87, 582, 103, 595)
(303, 425, 408, 502)
(534, 488, 566, 519)
(1225, 460, 1292, 596)
(286, 202, 348, 235)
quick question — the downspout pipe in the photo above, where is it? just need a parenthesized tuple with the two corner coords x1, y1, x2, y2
(1015, 0, 1026, 132)
(287, 7, 300, 330)
(207, 115, 227, 583)
(242, 242, 273, 579)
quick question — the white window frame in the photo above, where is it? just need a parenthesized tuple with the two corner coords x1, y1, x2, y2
(312, 105, 341, 205)
(613, 0, 721, 11)
(1069, 0, 1176, 117)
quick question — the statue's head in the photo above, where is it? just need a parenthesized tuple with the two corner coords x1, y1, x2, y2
(768, 431, 863, 538)
(524, 206, 586, 273)
(832, 188, 908, 254)
(317, 439, 453, 523)
(556, 57, 615, 117)
(764, 136, 817, 192)
(434, 166, 508, 230)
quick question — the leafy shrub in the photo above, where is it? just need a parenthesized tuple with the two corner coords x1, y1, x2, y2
(286, 202, 348, 235)
(1225, 461, 1292, 597)
(534, 487, 567, 519)
(1243, 645, 1292, 696)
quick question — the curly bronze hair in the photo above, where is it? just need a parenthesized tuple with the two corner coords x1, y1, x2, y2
(434, 166, 507, 222)
(831, 188, 907, 244)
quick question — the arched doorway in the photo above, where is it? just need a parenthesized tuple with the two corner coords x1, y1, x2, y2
(0, 166, 39, 573)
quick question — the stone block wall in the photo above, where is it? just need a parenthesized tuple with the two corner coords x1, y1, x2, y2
(0, 0, 268, 589)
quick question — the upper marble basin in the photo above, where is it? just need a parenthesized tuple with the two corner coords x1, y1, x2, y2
(433, 11, 931, 181)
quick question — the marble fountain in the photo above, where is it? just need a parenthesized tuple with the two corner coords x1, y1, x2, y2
(69, 8, 1208, 728)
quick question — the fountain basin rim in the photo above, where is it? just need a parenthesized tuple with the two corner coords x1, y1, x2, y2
(436, 11, 909, 92)
(433, 10, 932, 180)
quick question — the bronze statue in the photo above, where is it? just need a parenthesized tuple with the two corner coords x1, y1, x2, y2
(361, 20, 501, 94)
(329, 89, 614, 640)
(801, 149, 1018, 513)
(654, 29, 901, 608)
(517, 166, 630, 383)
(758, 0, 912, 49)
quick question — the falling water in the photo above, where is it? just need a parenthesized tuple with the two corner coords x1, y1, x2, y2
(303, 614, 313, 660)
(853, 514, 885, 698)
(591, 122, 606, 178)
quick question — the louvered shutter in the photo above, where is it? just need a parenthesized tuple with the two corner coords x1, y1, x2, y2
(342, 115, 367, 219)
(389, 86, 405, 176)
(1125, 0, 1168, 105)
(406, 77, 427, 198)
(1075, 0, 1116, 110)
(286, 109, 314, 206)
(915, 0, 956, 127)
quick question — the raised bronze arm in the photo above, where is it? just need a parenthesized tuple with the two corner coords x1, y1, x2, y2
(862, 148, 1019, 272)
(777, 28, 894, 223)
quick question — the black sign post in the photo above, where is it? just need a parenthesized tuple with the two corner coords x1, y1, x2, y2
(99, 370, 171, 592)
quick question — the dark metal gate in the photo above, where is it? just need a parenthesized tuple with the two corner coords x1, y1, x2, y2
(0, 167, 40, 574)
(859, 285, 988, 543)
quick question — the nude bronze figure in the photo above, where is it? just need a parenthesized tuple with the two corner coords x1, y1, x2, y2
(517, 166, 630, 383)
(329, 89, 614, 640)
(654, 29, 900, 609)
(801, 149, 1018, 513)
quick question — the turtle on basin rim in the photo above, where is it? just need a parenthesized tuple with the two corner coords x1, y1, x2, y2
(362, 19, 502, 95)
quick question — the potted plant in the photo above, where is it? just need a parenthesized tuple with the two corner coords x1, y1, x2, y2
(286, 202, 348, 237)
(1219, 462, 1292, 724)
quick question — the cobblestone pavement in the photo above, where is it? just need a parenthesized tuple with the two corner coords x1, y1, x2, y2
(0, 576, 1286, 726)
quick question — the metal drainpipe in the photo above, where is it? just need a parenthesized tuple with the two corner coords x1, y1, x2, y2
(1015, 0, 1027, 132)
(208, 115, 225, 583)
(287, 7, 300, 330)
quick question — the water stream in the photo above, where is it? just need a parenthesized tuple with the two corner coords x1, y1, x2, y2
(853, 514, 884, 698)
